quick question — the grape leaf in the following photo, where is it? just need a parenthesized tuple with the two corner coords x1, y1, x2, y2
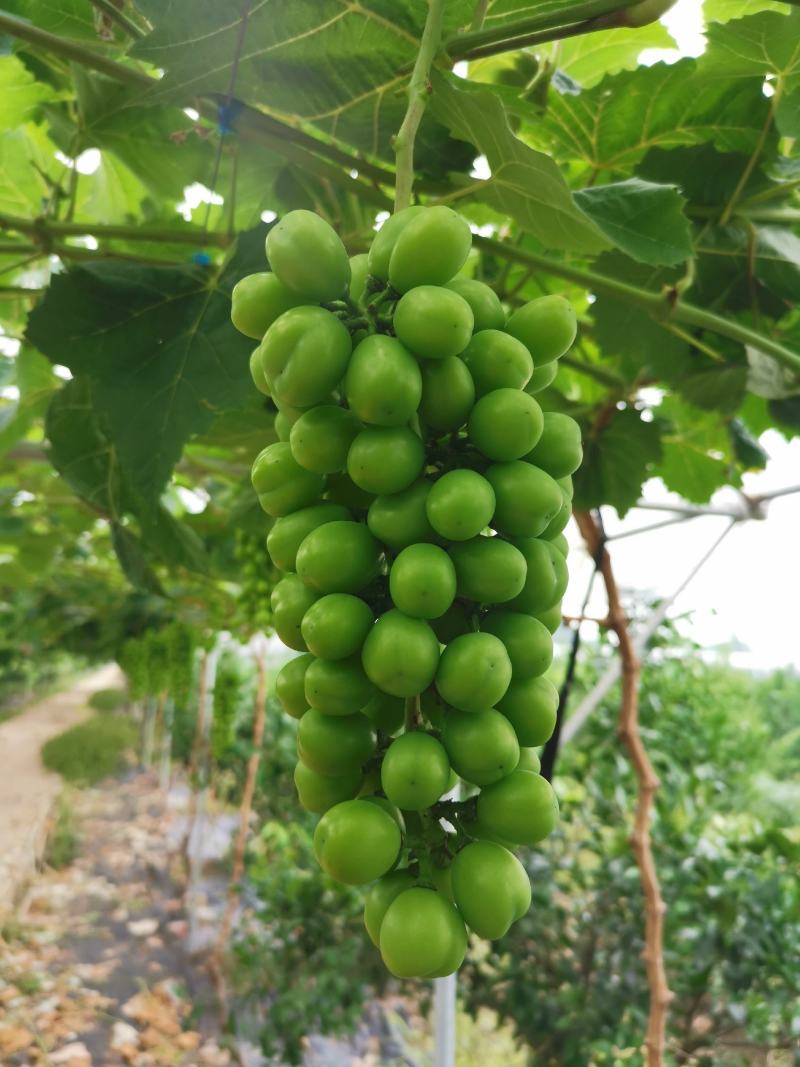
(0, 346, 55, 456)
(746, 347, 800, 399)
(658, 438, 732, 503)
(542, 60, 770, 172)
(678, 366, 748, 415)
(573, 408, 663, 516)
(3, 0, 100, 40)
(0, 55, 62, 127)
(428, 73, 606, 253)
(575, 179, 692, 266)
(29, 227, 267, 510)
(132, 0, 472, 167)
(703, 9, 800, 89)
(549, 21, 678, 88)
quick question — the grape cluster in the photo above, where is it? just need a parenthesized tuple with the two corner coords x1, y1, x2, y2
(232, 529, 279, 638)
(231, 206, 582, 979)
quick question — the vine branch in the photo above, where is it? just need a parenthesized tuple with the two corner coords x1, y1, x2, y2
(0, 211, 230, 248)
(575, 510, 671, 1067)
(88, 0, 146, 39)
(445, 0, 646, 59)
(394, 0, 445, 211)
(473, 234, 800, 373)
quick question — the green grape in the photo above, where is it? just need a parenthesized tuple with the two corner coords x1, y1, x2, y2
(367, 480, 437, 552)
(249, 347, 271, 396)
(304, 654, 374, 716)
(364, 869, 417, 945)
(380, 732, 450, 811)
(289, 406, 361, 474)
(294, 761, 363, 814)
(451, 841, 530, 939)
(524, 411, 583, 478)
(313, 799, 401, 884)
(379, 888, 466, 978)
(442, 709, 519, 787)
(297, 709, 375, 777)
(448, 536, 527, 604)
(524, 362, 558, 395)
(468, 388, 544, 462)
(435, 632, 512, 713)
(497, 675, 559, 746)
(517, 748, 541, 773)
(361, 609, 440, 697)
(275, 653, 314, 719)
(300, 593, 374, 660)
(506, 538, 564, 614)
(267, 503, 351, 573)
(477, 770, 559, 845)
(389, 543, 457, 619)
(345, 335, 422, 425)
(349, 252, 369, 305)
(259, 306, 352, 408)
(231, 272, 303, 339)
(347, 426, 425, 495)
(505, 295, 577, 364)
(445, 277, 505, 332)
(461, 330, 533, 395)
(266, 209, 350, 302)
(536, 602, 563, 633)
(251, 442, 324, 517)
(270, 573, 318, 651)
(480, 610, 553, 679)
(367, 206, 424, 280)
(393, 286, 474, 360)
(295, 520, 381, 594)
(388, 206, 472, 292)
(362, 691, 405, 735)
(418, 357, 475, 432)
(425, 469, 495, 542)
(485, 461, 562, 538)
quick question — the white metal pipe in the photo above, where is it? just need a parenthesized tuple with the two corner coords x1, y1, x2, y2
(434, 972, 457, 1067)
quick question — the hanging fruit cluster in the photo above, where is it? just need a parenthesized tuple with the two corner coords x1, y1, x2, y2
(231, 529, 279, 638)
(230, 206, 582, 979)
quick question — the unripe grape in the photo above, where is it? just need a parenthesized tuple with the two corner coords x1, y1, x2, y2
(381, 732, 450, 811)
(446, 277, 505, 332)
(347, 426, 425, 495)
(435, 632, 512, 713)
(345, 335, 422, 426)
(477, 769, 559, 845)
(524, 411, 583, 478)
(388, 206, 472, 292)
(251, 442, 324, 517)
(426, 469, 495, 541)
(461, 330, 533, 395)
(393, 286, 474, 359)
(362, 609, 440, 698)
(313, 799, 401, 884)
(290, 405, 361, 474)
(266, 209, 350, 302)
(468, 388, 544, 462)
(505, 295, 577, 364)
(231, 271, 302, 339)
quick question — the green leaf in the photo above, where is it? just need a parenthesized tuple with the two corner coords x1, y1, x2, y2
(0, 55, 62, 127)
(704, 0, 786, 22)
(45, 376, 125, 515)
(655, 396, 738, 502)
(29, 227, 266, 510)
(132, 0, 472, 166)
(110, 521, 164, 595)
(573, 408, 662, 516)
(0, 346, 55, 456)
(746, 346, 800, 399)
(542, 60, 770, 173)
(679, 366, 748, 415)
(694, 225, 800, 310)
(0, 123, 59, 215)
(658, 438, 731, 503)
(575, 179, 692, 266)
(776, 90, 800, 138)
(547, 21, 678, 88)
(428, 73, 606, 253)
(704, 9, 800, 89)
(729, 418, 768, 470)
(3, 0, 100, 39)
(590, 253, 690, 381)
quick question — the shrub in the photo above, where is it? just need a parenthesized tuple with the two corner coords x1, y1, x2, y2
(44, 795, 79, 868)
(42, 714, 138, 785)
(87, 687, 128, 712)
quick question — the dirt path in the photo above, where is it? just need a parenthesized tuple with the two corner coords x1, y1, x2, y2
(0, 665, 123, 916)
(0, 773, 228, 1066)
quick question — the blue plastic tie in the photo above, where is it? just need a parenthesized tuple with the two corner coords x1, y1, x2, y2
(192, 251, 212, 266)
(217, 99, 244, 135)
